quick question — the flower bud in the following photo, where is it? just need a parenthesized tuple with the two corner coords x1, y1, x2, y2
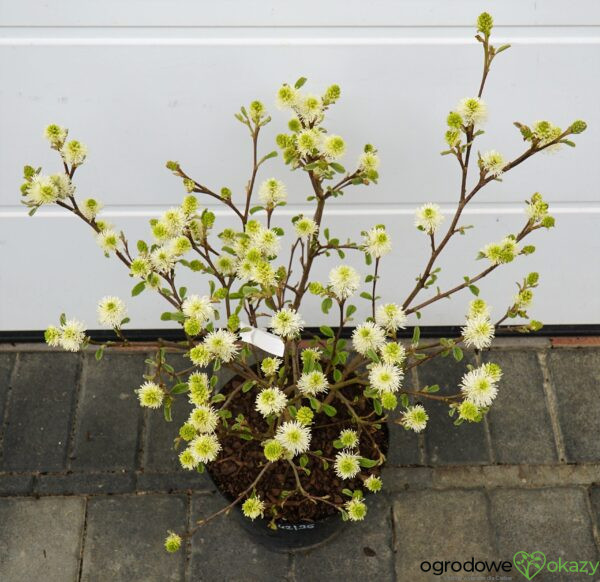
(164, 533, 182, 553)
(569, 120, 587, 134)
(477, 12, 493, 36)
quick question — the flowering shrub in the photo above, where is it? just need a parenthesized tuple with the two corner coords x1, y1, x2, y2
(23, 13, 586, 548)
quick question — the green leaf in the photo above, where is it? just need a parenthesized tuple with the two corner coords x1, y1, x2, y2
(346, 304, 357, 318)
(366, 349, 380, 363)
(261, 150, 278, 162)
(249, 205, 264, 215)
(411, 326, 421, 345)
(359, 457, 378, 468)
(373, 398, 383, 415)
(319, 325, 334, 338)
(452, 346, 464, 362)
(333, 368, 342, 383)
(329, 162, 346, 173)
(294, 77, 307, 89)
(299, 454, 309, 468)
(95, 346, 105, 361)
(469, 285, 480, 296)
(160, 312, 172, 321)
(131, 282, 146, 297)
(171, 382, 189, 394)
(163, 399, 172, 422)
(137, 240, 148, 253)
(360, 291, 373, 301)
(321, 297, 333, 315)
(242, 380, 255, 393)
(322, 404, 337, 417)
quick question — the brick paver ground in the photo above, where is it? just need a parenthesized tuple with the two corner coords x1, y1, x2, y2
(0, 340, 599, 581)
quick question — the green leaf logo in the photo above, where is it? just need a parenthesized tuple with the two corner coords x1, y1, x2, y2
(513, 551, 546, 580)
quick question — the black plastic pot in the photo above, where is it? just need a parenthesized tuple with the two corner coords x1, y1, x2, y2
(231, 503, 347, 553)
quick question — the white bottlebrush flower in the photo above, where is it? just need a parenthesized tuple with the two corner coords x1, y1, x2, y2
(150, 246, 176, 274)
(375, 303, 406, 332)
(345, 498, 367, 521)
(188, 344, 212, 367)
(480, 237, 520, 265)
(352, 322, 386, 355)
(189, 405, 219, 433)
(161, 207, 187, 238)
(252, 261, 277, 288)
(215, 255, 237, 276)
(468, 298, 490, 319)
(294, 216, 318, 240)
(329, 265, 360, 300)
(462, 315, 494, 349)
(358, 151, 380, 172)
(49, 173, 74, 199)
(137, 381, 164, 409)
(97, 296, 127, 328)
(275, 421, 311, 456)
(296, 129, 321, 155)
(402, 405, 429, 432)
(259, 178, 287, 207)
(415, 203, 445, 234)
(61, 140, 88, 166)
(323, 135, 346, 159)
(44, 123, 67, 146)
(242, 496, 265, 521)
(457, 97, 487, 126)
(190, 433, 221, 463)
(297, 370, 329, 396)
(380, 342, 406, 365)
(44, 325, 62, 348)
(182, 295, 213, 324)
(168, 235, 192, 257)
(255, 387, 288, 417)
(482, 362, 503, 383)
(297, 94, 322, 123)
(364, 227, 392, 258)
(96, 229, 119, 253)
(81, 198, 103, 220)
(271, 308, 304, 339)
(276, 84, 298, 109)
(460, 367, 498, 407)
(369, 363, 403, 394)
(334, 451, 361, 479)
(481, 150, 505, 177)
(204, 329, 239, 362)
(130, 256, 151, 278)
(254, 228, 280, 257)
(59, 319, 86, 352)
(365, 474, 382, 493)
(179, 448, 198, 470)
(25, 175, 59, 205)
(261, 357, 281, 376)
(188, 372, 211, 406)
(338, 429, 359, 449)
(533, 120, 563, 152)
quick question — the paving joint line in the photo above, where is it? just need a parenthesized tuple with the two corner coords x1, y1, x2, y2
(537, 350, 567, 462)
(0, 353, 20, 466)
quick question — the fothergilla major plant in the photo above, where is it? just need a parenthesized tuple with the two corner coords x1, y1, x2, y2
(22, 13, 587, 551)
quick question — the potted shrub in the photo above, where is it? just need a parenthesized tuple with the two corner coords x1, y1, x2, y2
(21, 13, 586, 553)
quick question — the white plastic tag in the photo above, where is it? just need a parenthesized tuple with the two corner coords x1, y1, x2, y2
(239, 324, 285, 357)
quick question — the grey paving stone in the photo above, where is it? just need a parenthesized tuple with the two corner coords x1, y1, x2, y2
(547, 349, 600, 462)
(387, 420, 421, 466)
(190, 491, 289, 582)
(0, 473, 34, 495)
(490, 488, 599, 580)
(2, 352, 80, 471)
(137, 471, 211, 493)
(394, 489, 498, 581)
(0, 496, 85, 581)
(71, 353, 145, 471)
(36, 471, 135, 495)
(417, 353, 491, 465)
(144, 354, 192, 473)
(294, 494, 394, 581)
(0, 353, 15, 429)
(483, 350, 557, 463)
(81, 494, 186, 582)
(381, 467, 433, 491)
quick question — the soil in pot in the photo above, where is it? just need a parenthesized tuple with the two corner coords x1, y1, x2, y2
(207, 376, 389, 527)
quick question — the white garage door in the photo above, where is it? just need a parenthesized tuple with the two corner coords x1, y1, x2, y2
(1, 0, 599, 330)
